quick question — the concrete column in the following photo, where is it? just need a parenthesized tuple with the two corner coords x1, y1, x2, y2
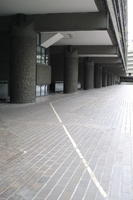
(84, 59, 94, 90)
(114, 74, 117, 85)
(115, 75, 118, 84)
(113, 75, 116, 85)
(102, 68, 107, 87)
(117, 76, 120, 84)
(112, 74, 114, 85)
(110, 73, 113, 85)
(10, 18, 36, 103)
(94, 65, 102, 88)
(114, 75, 116, 84)
(78, 59, 84, 89)
(64, 47, 78, 93)
(107, 72, 111, 86)
(109, 73, 112, 85)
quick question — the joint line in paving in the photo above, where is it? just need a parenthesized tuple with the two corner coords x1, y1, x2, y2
(49, 102, 108, 199)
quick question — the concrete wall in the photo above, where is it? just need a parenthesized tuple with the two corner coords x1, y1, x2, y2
(50, 48, 64, 83)
(36, 64, 51, 85)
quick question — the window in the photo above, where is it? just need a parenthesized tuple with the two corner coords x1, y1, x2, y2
(36, 33, 49, 64)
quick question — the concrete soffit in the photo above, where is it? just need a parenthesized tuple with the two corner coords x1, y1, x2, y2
(50, 45, 120, 63)
(36, 11, 116, 47)
(94, 0, 106, 11)
(89, 57, 122, 64)
(32, 12, 109, 32)
(74, 45, 119, 57)
(94, 0, 126, 74)
(103, 0, 126, 72)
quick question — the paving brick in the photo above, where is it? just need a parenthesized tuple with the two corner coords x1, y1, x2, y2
(0, 85, 133, 200)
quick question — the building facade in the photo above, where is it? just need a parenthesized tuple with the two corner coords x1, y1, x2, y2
(127, 50, 133, 76)
(0, 0, 127, 103)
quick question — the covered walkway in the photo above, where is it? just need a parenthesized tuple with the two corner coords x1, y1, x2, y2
(0, 85, 133, 200)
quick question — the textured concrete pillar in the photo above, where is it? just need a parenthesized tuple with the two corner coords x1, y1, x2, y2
(109, 73, 112, 85)
(94, 65, 102, 88)
(113, 75, 116, 84)
(114, 76, 116, 84)
(102, 68, 108, 87)
(111, 74, 114, 85)
(10, 19, 36, 103)
(78, 59, 84, 89)
(117, 76, 120, 84)
(114, 74, 117, 85)
(64, 47, 78, 93)
(115, 75, 118, 84)
(84, 60, 94, 90)
(110, 73, 113, 85)
(107, 72, 111, 86)
(111, 73, 114, 85)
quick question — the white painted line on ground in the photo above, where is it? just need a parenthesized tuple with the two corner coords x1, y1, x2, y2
(50, 102, 62, 123)
(49, 102, 108, 199)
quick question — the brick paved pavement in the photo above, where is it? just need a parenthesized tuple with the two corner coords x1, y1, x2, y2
(0, 85, 133, 200)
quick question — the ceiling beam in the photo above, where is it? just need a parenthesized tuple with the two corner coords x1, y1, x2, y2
(30, 12, 109, 32)
(50, 45, 119, 57)
(91, 57, 122, 64)
(102, 63, 123, 68)
(74, 45, 119, 55)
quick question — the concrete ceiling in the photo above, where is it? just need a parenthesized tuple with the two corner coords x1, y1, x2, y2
(0, 0, 98, 15)
(41, 31, 113, 47)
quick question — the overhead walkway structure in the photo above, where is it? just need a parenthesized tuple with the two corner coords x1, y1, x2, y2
(0, 0, 127, 103)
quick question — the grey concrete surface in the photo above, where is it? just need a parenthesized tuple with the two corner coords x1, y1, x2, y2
(36, 64, 51, 85)
(10, 23, 36, 103)
(84, 61, 94, 90)
(102, 69, 108, 87)
(0, 85, 133, 200)
(94, 65, 102, 88)
(64, 48, 78, 93)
